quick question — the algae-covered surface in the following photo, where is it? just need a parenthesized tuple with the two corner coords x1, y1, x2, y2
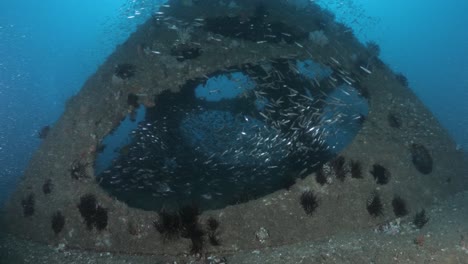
(1, 1, 468, 263)
(2, 190, 468, 264)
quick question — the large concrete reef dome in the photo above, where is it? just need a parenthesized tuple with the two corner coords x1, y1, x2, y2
(3, 0, 468, 258)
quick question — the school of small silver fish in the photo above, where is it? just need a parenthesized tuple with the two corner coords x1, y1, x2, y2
(98, 3, 368, 210)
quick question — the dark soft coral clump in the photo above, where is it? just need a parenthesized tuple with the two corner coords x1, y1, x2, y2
(370, 164, 391, 185)
(170, 44, 202, 62)
(387, 112, 402, 128)
(367, 191, 383, 217)
(127, 93, 139, 108)
(413, 209, 429, 229)
(331, 155, 346, 181)
(350, 160, 363, 179)
(154, 209, 182, 240)
(154, 204, 206, 253)
(21, 193, 35, 217)
(51, 211, 65, 234)
(70, 160, 90, 181)
(410, 144, 433, 174)
(38, 125, 50, 139)
(42, 179, 53, 195)
(114, 63, 136, 79)
(179, 204, 205, 254)
(77, 194, 108, 231)
(206, 217, 221, 246)
(315, 165, 327, 185)
(392, 196, 408, 217)
(300, 190, 319, 216)
(395, 73, 409, 87)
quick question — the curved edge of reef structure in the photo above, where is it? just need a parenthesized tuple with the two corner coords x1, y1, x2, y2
(3, 0, 468, 256)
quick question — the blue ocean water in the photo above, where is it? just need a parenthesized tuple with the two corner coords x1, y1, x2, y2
(0, 0, 165, 205)
(323, 0, 468, 152)
(0, 0, 467, 209)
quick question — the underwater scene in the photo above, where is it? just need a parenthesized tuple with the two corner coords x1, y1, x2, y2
(1, 0, 467, 263)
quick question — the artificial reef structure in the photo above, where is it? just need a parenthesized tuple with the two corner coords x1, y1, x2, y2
(3, 0, 468, 257)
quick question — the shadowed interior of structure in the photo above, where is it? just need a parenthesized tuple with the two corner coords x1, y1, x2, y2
(96, 59, 368, 211)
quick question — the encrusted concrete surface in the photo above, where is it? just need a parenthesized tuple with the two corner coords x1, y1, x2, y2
(2, 190, 468, 263)
(2, 0, 468, 259)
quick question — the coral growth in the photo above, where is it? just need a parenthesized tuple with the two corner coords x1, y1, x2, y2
(206, 217, 219, 231)
(387, 112, 402, 129)
(70, 160, 90, 180)
(179, 204, 200, 235)
(410, 143, 433, 174)
(38, 125, 50, 139)
(413, 209, 429, 229)
(154, 204, 206, 253)
(370, 164, 391, 185)
(206, 217, 221, 246)
(188, 225, 205, 254)
(77, 194, 108, 231)
(350, 160, 363, 179)
(154, 209, 182, 240)
(357, 85, 370, 99)
(114, 63, 136, 79)
(367, 191, 383, 217)
(94, 206, 108, 231)
(395, 73, 409, 87)
(331, 155, 346, 181)
(77, 195, 96, 229)
(42, 179, 53, 195)
(300, 190, 319, 216)
(51, 211, 65, 234)
(392, 196, 408, 217)
(179, 204, 205, 253)
(21, 193, 35, 217)
(127, 220, 139, 236)
(205, 14, 306, 44)
(127, 93, 139, 108)
(315, 165, 328, 185)
(281, 175, 296, 190)
(170, 44, 202, 62)
(365, 41, 380, 58)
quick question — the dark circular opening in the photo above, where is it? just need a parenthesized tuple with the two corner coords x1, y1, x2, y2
(95, 58, 368, 211)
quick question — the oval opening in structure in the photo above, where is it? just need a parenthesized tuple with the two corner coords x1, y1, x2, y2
(95, 58, 368, 211)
